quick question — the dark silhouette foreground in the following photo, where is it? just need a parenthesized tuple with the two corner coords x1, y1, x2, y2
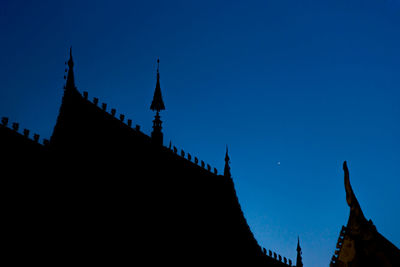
(1, 49, 297, 266)
(3, 49, 398, 266)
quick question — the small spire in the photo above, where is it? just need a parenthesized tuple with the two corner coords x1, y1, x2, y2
(150, 58, 165, 112)
(68, 46, 73, 68)
(296, 236, 303, 267)
(150, 58, 165, 146)
(224, 146, 231, 178)
(297, 236, 301, 251)
(65, 46, 76, 91)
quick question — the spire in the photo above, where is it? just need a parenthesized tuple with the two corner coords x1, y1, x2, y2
(224, 146, 231, 178)
(296, 236, 303, 267)
(150, 58, 165, 146)
(150, 58, 165, 112)
(65, 46, 76, 91)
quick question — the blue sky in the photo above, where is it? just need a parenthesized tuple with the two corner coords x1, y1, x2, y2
(1, 1, 399, 266)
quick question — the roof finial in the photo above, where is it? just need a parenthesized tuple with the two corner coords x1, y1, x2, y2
(343, 161, 359, 209)
(65, 46, 76, 91)
(296, 236, 303, 267)
(224, 145, 231, 178)
(343, 161, 367, 225)
(68, 46, 73, 68)
(297, 236, 301, 251)
(150, 58, 165, 112)
(150, 58, 166, 146)
(343, 161, 363, 211)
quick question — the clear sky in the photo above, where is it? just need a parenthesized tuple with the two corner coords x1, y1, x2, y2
(1, 1, 399, 266)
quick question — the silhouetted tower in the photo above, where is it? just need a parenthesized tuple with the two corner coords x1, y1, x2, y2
(150, 58, 165, 146)
(296, 236, 303, 267)
(65, 47, 76, 91)
(224, 146, 231, 178)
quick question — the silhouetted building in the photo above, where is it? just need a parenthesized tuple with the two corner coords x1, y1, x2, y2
(330, 162, 400, 267)
(1, 49, 299, 266)
(4, 49, 399, 266)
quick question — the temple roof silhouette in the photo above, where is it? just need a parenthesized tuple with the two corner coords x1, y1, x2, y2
(1, 49, 398, 266)
(1, 49, 299, 266)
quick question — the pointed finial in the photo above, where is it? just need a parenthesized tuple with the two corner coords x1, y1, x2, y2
(224, 145, 231, 178)
(68, 46, 74, 68)
(297, 236, 301, 251)
(296, 236, 303, 267)
(343, 161, 360, 209)
(150, 58, 165, 112)
(343, 161, 367, 226)
(150, 58, 166, 146)
(225, 145, 230, 162)
(65, 46, 76, 91)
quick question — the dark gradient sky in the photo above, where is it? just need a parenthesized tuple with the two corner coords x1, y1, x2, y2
(1, 1, 399, 266)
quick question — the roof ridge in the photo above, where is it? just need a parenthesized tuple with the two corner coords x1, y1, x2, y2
(167, 142, 220, 176)
(1, 117, 49, 146)
(82, 90, 144, 135)
(261, 246, 294, 266)
(82, 90, 221, 177)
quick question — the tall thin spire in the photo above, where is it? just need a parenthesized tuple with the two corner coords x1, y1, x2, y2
(150, 58, 165, 146)
(224, 146, 231, 178)
(150, 58, 165, 112)
(296, 236, 303, 267)
(65, 46, 76, 91)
